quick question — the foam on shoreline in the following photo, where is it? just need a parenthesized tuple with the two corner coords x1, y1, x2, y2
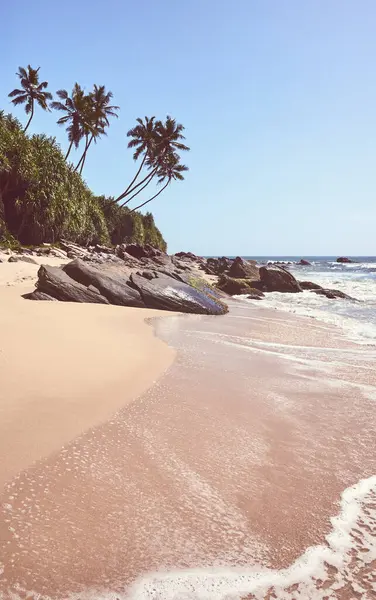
(125, 475, 376, 599)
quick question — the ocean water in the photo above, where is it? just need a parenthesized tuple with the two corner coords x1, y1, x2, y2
(240, 256, 376, 344)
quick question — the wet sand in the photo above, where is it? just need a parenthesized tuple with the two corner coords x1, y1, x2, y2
(0, 301, 376, 599)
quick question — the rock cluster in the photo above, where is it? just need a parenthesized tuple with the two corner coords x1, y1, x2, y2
(2, 241, 357, 308)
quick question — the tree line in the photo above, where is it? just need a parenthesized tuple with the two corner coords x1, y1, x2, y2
(8, 64, 189, 212)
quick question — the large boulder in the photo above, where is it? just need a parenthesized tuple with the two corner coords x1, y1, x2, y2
(129, 273, 228, 315)
(174, 251, 199, 260)
(35, 265, 110, 304)
(228, 257, 259, 280)
(298, 259, 311, 266)
(217, 275, 261, 296)
(336, 257, 353, 263)
(205, 257, 233, 275)
(125, 244, 161, 260)
(63, 259, 145, 307)
(259, 265, 302, 293)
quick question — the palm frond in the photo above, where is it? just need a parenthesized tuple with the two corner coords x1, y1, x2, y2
(51, 101, 67, 111)
(56, 89, 69, 100)
(8, 88, 25, 97)
(10, 95, 28, 106)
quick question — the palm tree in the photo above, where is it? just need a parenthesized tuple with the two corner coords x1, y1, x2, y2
(50, 83, 89, 160)
(129, 152, 188, 212)
(114, 115, 189, 205)
(8, 65, 52, 132)
(75, 84, 119, 173)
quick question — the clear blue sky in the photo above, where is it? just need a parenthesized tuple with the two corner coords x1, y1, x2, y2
(1, 1, 375, 255)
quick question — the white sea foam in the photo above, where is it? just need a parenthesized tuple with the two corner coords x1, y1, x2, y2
(241, 266, 376, 344)
(124, 476, 376, 599)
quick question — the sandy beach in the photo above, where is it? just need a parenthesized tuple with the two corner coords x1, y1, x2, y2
(0, 255, 175, 486)
(0, 259, 375, 600)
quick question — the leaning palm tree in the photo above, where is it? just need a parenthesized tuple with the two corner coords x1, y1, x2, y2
(114, 115, 189, 205)
(75, 84, 119, 173)
(8, 65, 52, 132)
(50, 83, 89, 160)
(129, 152, 188, 212)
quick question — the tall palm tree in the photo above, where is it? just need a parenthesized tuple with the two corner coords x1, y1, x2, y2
(75, 84, 119, 173)
(50, 83, 89, 160)
(114, 115, 189, 205)
(129, 152, 188, 212)
(8, 65, 52, 132)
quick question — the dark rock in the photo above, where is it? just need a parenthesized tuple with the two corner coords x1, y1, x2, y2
(63, 259, 144, 307)
(336, 257, 353, 263)
(246, 289, 265, 300)
(310, 288, 357, 301)
(259, 265, 302, 293)
(174, 251, 198, 260)
(228, 257, 259, 280)
(125, 244, 161, 260)
(299, 281, 323, 290)
(298, 259, 311, 266)
(217, 275, 257, 296)
(8, 255, 38, 264)
(129, 273, 228, 315)
(22, 290, 58, 301)
(35, 264, 110, 304)
(136, 270, 157, 280)
(205, 256, 233, 276)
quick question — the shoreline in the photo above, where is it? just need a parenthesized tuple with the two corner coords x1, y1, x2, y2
(0, 264, 175, 487)
(0, 300, 375, 598)
(0, 260, 375, 599)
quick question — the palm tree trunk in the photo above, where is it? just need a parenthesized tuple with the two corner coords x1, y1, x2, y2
(65, 139, 74, 160)
(129, 180, 170, 213)
(113, 167, 158, 204)
(23, 101, 34, 133)
(118, 153, 147, 199)
(75, 135, 92, 172)
(118, 172, 157, 208)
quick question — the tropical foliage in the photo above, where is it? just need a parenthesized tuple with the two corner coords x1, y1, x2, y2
(2, 63, 190, 248)
(0, 113, 166, 249)
(8, 65, 52, 132)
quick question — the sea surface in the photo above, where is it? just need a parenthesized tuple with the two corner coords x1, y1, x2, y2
(240, 256, 376, 344)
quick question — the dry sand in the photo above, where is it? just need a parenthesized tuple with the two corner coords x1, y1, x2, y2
(0, 255, 175, 486)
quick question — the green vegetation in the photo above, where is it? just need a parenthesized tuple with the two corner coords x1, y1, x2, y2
(0, 113, 166, 249)
(1, 63, 190, 249)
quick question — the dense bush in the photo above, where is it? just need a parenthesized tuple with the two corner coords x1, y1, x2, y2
(0, 112, 167, 250)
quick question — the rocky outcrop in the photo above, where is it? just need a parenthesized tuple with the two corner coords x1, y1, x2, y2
(299, 281, 323, 290)
(63, 259, 144, 307)
(259, 265, 302, 293)
(227, 257, 259, 280)
(27, 260, 228, 315)
(129, 274, 228, 315)
(205, 257, 233, 276)
(298, 259, 311, 266)
(336, 257, 353, 263)
(35, 265, 110, 304)
(217, 275, 260, 296)
(174, 251, 199, 260)
(310, 288, 356, 300)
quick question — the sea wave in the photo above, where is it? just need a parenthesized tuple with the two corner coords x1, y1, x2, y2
(124, 476, 376, 599)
